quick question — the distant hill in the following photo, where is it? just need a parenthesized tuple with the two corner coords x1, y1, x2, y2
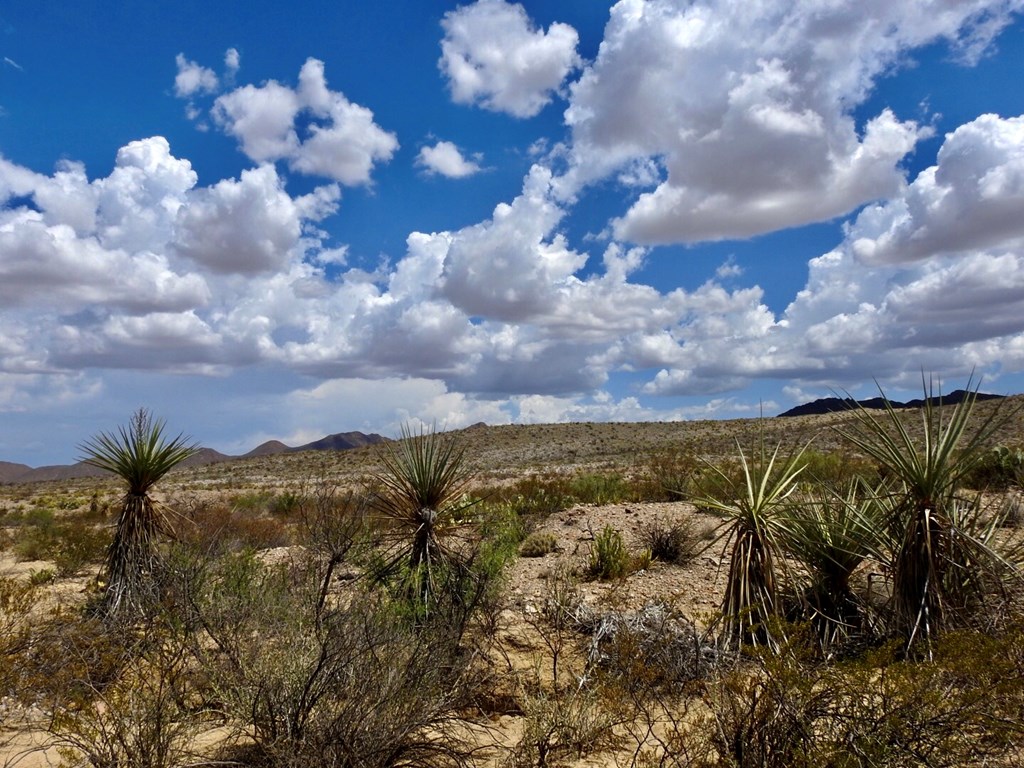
(243, 440, 290, 458)
(0, 461, 32, 484)
(778, 389, 1005, 417)
(292, 431, 387, 452)
(0, 430, 387, 484)
(179, 448, 234, 467)
(14, 462, 109, 483)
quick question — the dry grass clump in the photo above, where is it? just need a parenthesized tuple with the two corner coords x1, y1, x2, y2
(638, 516, 706, 566)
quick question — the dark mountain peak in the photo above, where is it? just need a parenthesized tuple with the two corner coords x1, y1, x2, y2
(779, 390, 1005, 417)
(243, 440, 290, 458)
(290, 431, 388, 453)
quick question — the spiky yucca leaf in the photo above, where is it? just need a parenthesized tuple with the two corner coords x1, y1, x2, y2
(79, 408, 198, 617)
(371, 424, 476, 609)
(700, 438, 809, 651)
(81, 411, 199, 496)
(835, 376, 1021, 651)
(777, 480, 888, 649)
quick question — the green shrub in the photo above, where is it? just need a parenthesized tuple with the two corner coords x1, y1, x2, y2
(181, 551, 482, 768)
(962, 444, 1024, 490)
(796, 448, 879, 489)
(569, 473, 632, 505)
(692, 629, 1024, 768)
(53, 520, 110, 576)
(508, 685, 625, 768)
(177, 498, 292, 555)
(268, 489, 303, 518)
(520, 531, 558, 558)
(474, 474, 577, 519)
(640, 449, 701, 501)
(587, 525, 630, 581)
(28, 567, 56, 586)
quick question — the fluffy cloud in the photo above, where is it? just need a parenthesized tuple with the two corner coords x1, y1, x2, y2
(211, 58, 398, 184)
(439, 165, 588, 320)
(439, 0, 581, 118)
(174, 54, 218, 98)
(174, 164, 312, 275)
(630, 113, 1024, 395)
(849, 114, 1024, 264)
(416, 140, 482, 178)
(563, 0, 1020, 243)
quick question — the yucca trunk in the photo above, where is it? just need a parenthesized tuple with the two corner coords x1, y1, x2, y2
(893, 501, 949, 647)
(805, 574, 862, 649)
(723, 527, 777, 649)
(408, 509, 441, 604)
(105, 492, 164, 616)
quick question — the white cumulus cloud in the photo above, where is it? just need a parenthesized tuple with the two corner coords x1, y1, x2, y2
(211, 58, 398, 184)
(416, 140, 482, 178)
(174, 53, 218, 98)
(562, 0, 1021, 244)
(439, 0, 581, 118)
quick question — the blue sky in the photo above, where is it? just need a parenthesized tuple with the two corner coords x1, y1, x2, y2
(2, 1, 1024, 466)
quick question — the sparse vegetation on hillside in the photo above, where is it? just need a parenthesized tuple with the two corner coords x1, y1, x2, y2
(1, 387, 1023, 766)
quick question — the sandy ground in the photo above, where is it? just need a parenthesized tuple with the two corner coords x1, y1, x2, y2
(0, 500, 731, 768)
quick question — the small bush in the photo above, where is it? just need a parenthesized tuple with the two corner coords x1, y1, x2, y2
(183, 551, 482, 768)
(520, 531, 558, 558)
(475, 474, 577, 520)
(569, 473, 632, 505)
(639, 516, 703, 565)
(507, 684, 625, 768)
(269, 489, 303, 518)
(53, 520, 109, 576)
(963, 445, 1024, 490)
(48, 643, 202, 768)
(640, 449, 701, 501)
(797, 449, 879, 489)
(591, 603, 722, 694)
(687, 628, 1024, 768)
(28, 567, 56, 586)
(177, 498, 291, 554)
(587, 525, 630, 581)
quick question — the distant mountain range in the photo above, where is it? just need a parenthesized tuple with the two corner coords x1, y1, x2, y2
(0, 431, 387, 485)
(777, 389, 1005, 418)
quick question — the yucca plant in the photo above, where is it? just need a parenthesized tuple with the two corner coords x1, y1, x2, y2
(79, 409, 198, 618)
(836, 377, 1020, 651)
(777, 479, 888, 650)
(370, 424, 476, 611)
(699, 437, 809, 652)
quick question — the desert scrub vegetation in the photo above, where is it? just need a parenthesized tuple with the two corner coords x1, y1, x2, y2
(3, 384, 1024, 766)
(586, 525, 635, 580)
(638, 515, 707, 565)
